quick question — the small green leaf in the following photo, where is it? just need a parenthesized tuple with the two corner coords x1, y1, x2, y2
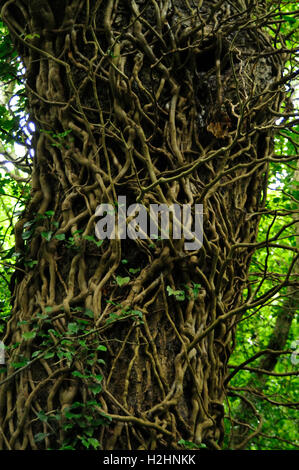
(41, 231, 53, 241)
(54, 233, 66, 241)
(34, 432, 50, 443)
(22, 230, 33, 240)
(37, 411, 48, 423)
(129, 267, 140, 274)
(60, 444, 76, 450)
(166, 285, 185, 301)
(178, 439, 206, 449)
(24, 33, 40, 40)
(84, 235, 103, 247)
(44, 351, 55, 359)
(116, 276, 130, 287)
(192, 282, 201, 299)
(23, 220, 35, 229)
(87, 437, 100, 449)
(83, 309, 94, 318)
(67, 322, 80, 335)
(24, 260, 38, 268)
(89, 384, 102, 395)
(57, 349, 74, 362)
(11, 361, 28, 369)
(131, 310, 143, 319)
(72, 370, 87, 379)
(36, 313, 49, 320)
(64, 408, 81, 419)
(106, 313, 119, 324)
(31, 350, 41, 358)
(22, 331, 36, 340)
(98, 411, 112, 422)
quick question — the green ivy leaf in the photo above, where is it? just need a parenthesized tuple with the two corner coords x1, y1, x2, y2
(22, 331, 36, 340)
(24, 33, 40, 40)
(45, 210, 55, 217)
(22, 229, 33, 240)
(129, 267, 140, 274)
(11, 361, 28, 369)
(54, 233, 66, 240)
(83, 309, 94, 318)
(44, 351, 55, 359)
(67, 322, 80, 335)
(166, 285, 185, 301)
(178, 439, 206, 449)
(37, 411, 49, 423)
(64, 408, 81, 419)
(86, 437, 100, 449)
(83, 235, 103, 247)
(106, 313, 119, 324)
(116, 276, 130, 287)
(34, 432, 50, 443)
(88, 384, 102, 395)
(31, 350, 41, 358)
(72, 370, 88, 379)
(41, 231, 53, 241)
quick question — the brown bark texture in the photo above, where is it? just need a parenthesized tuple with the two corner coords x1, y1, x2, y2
(0, 0, 287, 450)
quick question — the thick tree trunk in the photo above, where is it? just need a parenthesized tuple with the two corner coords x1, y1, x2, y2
(0, 1, 285, 450)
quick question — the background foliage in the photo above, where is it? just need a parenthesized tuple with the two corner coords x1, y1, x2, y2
(0, 2, 298, 450)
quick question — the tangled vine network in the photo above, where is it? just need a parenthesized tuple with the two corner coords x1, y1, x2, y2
(0, 0, 298, 450)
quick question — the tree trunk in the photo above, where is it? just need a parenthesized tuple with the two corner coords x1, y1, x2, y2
(0, 1, 285, 450)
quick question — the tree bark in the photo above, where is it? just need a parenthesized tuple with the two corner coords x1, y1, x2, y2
(0, 0, 286, 450)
